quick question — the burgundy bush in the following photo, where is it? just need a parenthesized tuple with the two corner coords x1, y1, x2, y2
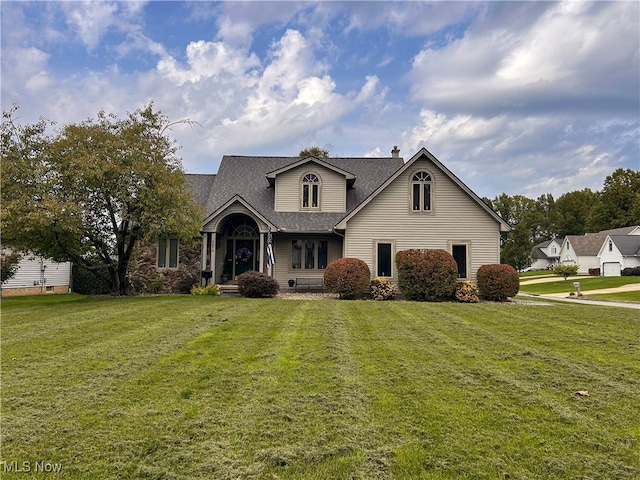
(477, 264, 519, 301)
(237, 271, 279, 298)
(323, 258, 370, 299)
(396, 249, 458, 302)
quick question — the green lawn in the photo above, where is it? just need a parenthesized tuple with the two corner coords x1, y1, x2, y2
(584, 290, 640, 303)
(1, 295, 639, 479)
(519, 275, 640, 295)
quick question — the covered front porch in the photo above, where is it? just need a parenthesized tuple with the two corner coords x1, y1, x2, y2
(201, 212, 273, 286)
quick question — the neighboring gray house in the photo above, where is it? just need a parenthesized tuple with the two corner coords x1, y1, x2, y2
(1, 250, 72, 297)
(530, 238, 562, 270)
(559, 226, 639, 275)
(134, 147, 511, 292)
(597, 232, 640, 276)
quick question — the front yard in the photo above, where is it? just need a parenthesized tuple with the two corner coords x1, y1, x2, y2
(1, 295, 639, 479)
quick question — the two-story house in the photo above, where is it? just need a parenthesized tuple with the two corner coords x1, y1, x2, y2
(559, 226, 639, 275)
(530, 239, 562, 270)
(132, 147, 510, 293)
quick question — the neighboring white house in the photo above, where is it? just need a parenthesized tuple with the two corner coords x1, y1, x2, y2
(559, 226, 639, 275)
(1, 251, 72, 296)
(530, 238, 562, 270)
(597, 234, 640, 276)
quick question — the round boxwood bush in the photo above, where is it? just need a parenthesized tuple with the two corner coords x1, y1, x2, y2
(477, 264, 519, 301)
(237, 271, 279, 298)
(396, 249, 458, 301)
(323, 258, 370, 299)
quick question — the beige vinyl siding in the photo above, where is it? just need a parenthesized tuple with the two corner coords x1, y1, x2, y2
(270, 234, 343, 288)
(343, 158, 501, 283)
(274, 164, 346, 212)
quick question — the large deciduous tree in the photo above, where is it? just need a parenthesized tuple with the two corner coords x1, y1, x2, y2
(1, 104, 202, 295)
(298, 146, 329, 158)
(587, 168, 640, 232)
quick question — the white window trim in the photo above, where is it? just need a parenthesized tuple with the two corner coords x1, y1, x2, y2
(409, 170, 434, 213)
(374, 240, 395, 278)
(449, 241, 470, 280)
(301, 172, 321, 210)
(157, 238, 180, 269)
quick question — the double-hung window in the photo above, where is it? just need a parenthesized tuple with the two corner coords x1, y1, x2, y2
(158, 238, 179, 268)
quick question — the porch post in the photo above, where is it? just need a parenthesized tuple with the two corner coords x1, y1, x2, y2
(259, 231, 265, 273)
(210, 233, 216, 283)
(200, 233, 207, 286)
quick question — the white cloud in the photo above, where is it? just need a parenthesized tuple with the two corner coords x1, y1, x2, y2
(61, 1, 148, 51)
(364, 146, 384, 158)
(62, 1, 119, 50)
(409, 1, 639, 117)
(157, 40, 260, 86)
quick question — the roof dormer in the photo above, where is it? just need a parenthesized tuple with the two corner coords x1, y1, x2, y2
(268, 157, 353, 213)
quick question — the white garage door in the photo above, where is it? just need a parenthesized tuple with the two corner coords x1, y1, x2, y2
(602, 262, 621, 276)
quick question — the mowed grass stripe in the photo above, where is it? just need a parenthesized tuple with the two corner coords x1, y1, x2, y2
(1, 296, 638, 479)
(343, 302, 639, 479)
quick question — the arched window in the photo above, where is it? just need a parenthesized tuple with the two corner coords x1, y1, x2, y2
(411, 171, 432, 211)
(301, 173, 320, 209)
(229, 222, 258, 237)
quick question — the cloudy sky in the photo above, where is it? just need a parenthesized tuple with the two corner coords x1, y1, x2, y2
(2, 1, 638, 199)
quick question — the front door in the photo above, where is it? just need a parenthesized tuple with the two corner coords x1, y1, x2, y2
(234, 238, 255, 277)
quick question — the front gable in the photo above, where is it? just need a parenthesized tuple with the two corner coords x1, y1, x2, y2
(336, 148, 510, 232)
(335, 148, 509, 282)
(202, 195, 274, 232)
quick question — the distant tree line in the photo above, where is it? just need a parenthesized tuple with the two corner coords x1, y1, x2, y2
(483, 168, 640, 270)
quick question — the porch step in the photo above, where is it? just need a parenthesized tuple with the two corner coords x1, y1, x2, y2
(219, 284, 240, 296)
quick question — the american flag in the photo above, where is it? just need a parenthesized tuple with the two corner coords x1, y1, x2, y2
(266, 229, 276, 267)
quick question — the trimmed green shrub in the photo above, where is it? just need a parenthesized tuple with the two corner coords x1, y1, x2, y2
(396, 249, 458, 302)
(237, 271, 279, 298)
(323, 258, 370, 299)
(553, 264, 579, 280)
(370, 277, 396, 301)
(455, 280, 479, 303)
(477, 264, 519, 301)
(190, 284, 221, 296)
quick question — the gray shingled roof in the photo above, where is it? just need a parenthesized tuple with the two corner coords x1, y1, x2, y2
(567, 227, 638, 255)
(185, 173, 216, 207)
(610, 235, 640, 256)
(196, 155, 404, 232)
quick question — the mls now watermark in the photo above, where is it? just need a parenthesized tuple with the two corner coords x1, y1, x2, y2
(2, 460, 63, 473)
